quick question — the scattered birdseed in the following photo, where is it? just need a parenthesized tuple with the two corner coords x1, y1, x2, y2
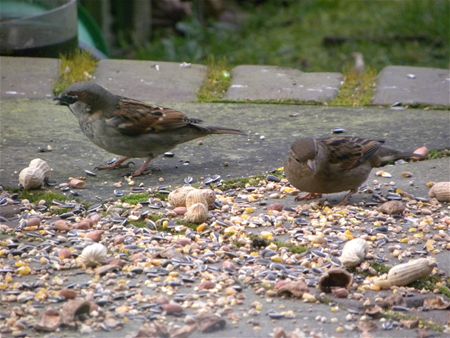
(0, 167, 448, 338)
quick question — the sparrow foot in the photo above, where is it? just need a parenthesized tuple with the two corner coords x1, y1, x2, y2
(337, 190, 356, 205)
(131, 158, 153, 177)
(96, 157, 131, 170)
(295, 192, 322, 201)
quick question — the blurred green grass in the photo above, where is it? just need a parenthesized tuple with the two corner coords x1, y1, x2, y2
(134, 0, 449, 71)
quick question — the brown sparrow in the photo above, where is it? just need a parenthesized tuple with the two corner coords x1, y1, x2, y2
(55, 82, 244, 176)
(285, 136, 426, 203)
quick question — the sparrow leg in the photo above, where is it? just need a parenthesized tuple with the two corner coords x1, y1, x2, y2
(337, 189, 356, 205)
(131, 158, 152, 177)
(96, 157, 130, 170)
(295, 192, 322, 201)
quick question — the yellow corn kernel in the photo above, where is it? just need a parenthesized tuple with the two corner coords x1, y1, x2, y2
(196, 223, 208, 233)
(17, 266, 31, 276)
(344, 229, 354, 240)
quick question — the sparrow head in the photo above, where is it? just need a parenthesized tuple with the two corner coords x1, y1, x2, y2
(54, 82, 115, 109)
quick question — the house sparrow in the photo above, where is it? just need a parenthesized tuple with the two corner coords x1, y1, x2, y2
(285, 136, 425, 203)
(55, 82, 244, 176)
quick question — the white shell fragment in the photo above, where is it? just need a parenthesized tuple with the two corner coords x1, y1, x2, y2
(428, 182, 450, 202)
(375, 257, 436, 289)
(78, 243, 108, 267)
(18, 158, 51, 190)
(339, 238, 369, 268)
(375, 170, 392, 178)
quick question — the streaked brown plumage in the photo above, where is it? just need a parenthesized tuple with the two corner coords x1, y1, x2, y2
(285, 136, 424, 203)
(55, 82, 243, 176)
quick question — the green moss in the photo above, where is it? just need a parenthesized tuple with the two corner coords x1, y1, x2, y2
(270, 167, 285, 178)
(53, 50, 98, 95)
(17, 190, 69, 204)
(410, 275, 442, 292)
(151, 192, 168, 201)
(332, 67, 377, 107)
(175, 219, 199, 231)
(197, 57, 232, 102)
(50, 207, 72, 215)
(274, 241, 308, 254)
(409, 276, 450, 297)
(148, 213, 164, 222)
(428, 149, 450, 159)
(383, 311, 444, 332)
(129, 220, 148, 228)
(121, 192, 168, 204)
(219, 175, 265, 190)
(439, 285, 450, 298)
(249, 234, 308, 255)
(121, 193, 149, 205)
(370, 262, 391, 274)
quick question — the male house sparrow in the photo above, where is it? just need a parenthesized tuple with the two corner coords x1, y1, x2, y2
(285, 136, 425, 203)
(55, 82, 243, 176)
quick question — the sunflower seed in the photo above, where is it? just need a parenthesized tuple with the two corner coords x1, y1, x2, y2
(84, 169, 97, 176)
(205, 175, 221, 185)
(184, 176, 194, 184)
(114, 189, 124, 197)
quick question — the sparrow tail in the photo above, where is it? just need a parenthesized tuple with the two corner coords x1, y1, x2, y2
(372, 147, 426, 167)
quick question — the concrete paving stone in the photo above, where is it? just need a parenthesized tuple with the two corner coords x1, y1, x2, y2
(95, 59, 207, 103)
(373, 66, 450, 106)
(436, 251, 450, 276)
(0, 56, 59, 99)
(225, 65, 343, 102)
(1, 100, 449, 201)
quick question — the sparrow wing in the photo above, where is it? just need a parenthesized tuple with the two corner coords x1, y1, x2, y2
(106, 97, 202, 135)
(321, 136, 384, 170)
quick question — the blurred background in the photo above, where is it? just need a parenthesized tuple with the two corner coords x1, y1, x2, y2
(1, 0, 449, 72)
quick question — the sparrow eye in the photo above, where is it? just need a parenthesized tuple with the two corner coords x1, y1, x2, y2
(55, 92, 78, 106)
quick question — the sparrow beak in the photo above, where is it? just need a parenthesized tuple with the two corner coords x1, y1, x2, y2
(54, 94, 77, 106)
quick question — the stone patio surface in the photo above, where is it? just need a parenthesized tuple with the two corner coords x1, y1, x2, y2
(0, 57, 59, 100)
(95, 59, 207, 103)
(373, 66, 450, 106)
(225, 65, 343, 102)
(1, 100, 449, 201)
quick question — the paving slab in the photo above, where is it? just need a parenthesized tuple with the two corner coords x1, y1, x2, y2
(94, 59, 207, 103)
(225, 65, 343, 102)
(373, 66, 450, 106)
(0, 56, 59, 99)
(1, 100, 449, 201)
(1, 100, 450, 338)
